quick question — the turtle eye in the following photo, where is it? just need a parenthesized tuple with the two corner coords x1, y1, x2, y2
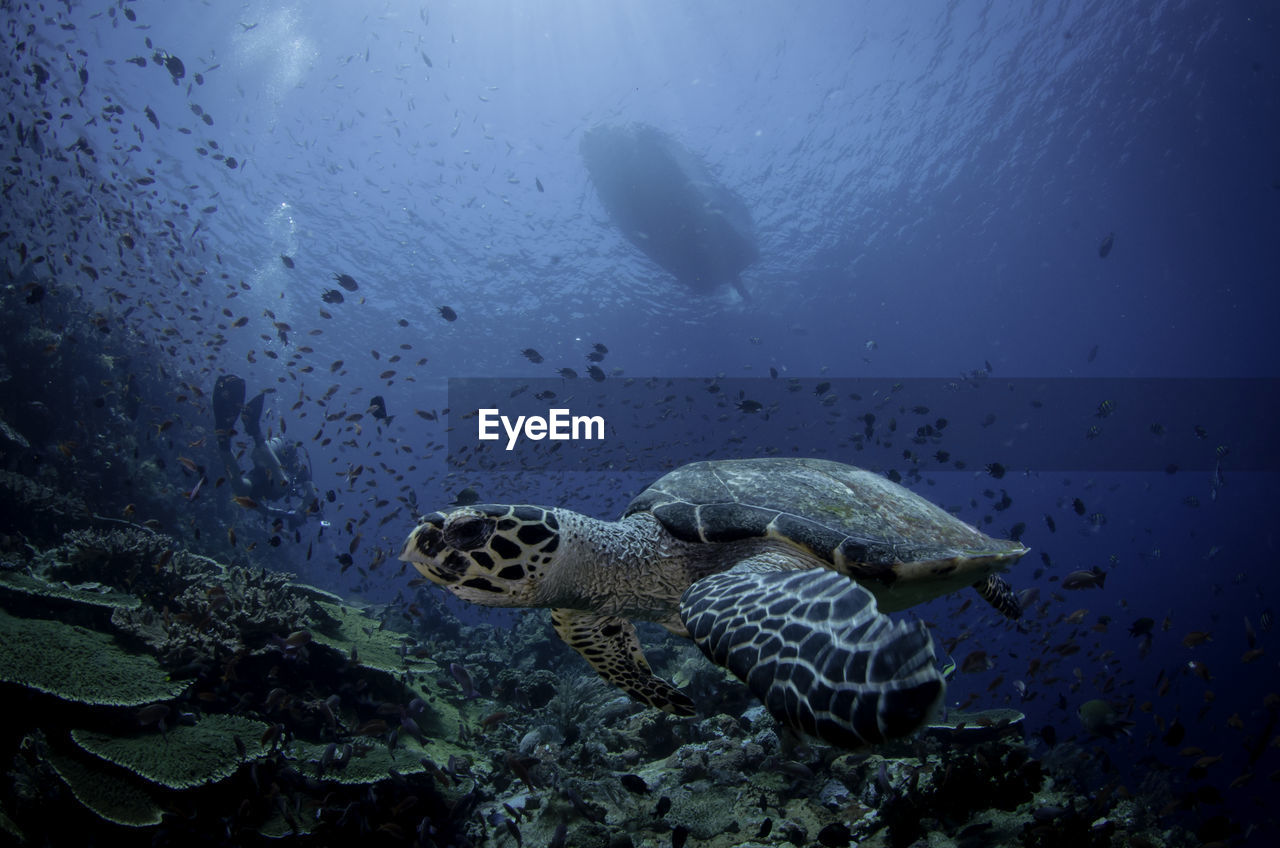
(445, 515, 492, 550)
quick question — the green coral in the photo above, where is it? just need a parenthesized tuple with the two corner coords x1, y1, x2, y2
(47, 750, 163, 828)
(0, 469, 86, 519)
(256, 797, 318, 839)
(0, 608, 185, 705)
(311, 600, 438, 676)
(309, 600, 466, 739)
(288, 736, 446, 786)
(71, 714, 269, 790)
(0, 568, 140, 611)
(664, 780, 748, 840)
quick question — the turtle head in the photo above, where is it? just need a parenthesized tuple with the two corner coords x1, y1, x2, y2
(399, 505, 562, 607)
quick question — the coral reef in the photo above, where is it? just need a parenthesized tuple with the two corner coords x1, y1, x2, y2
(0, 533, 476, 845)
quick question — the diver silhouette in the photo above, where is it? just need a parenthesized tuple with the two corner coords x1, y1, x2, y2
(212, 375, 321, 530)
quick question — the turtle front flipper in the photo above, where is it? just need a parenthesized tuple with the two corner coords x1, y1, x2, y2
(550, 609, 695, 716)
(680, 562, 944, 748)
(973, 574, 1022, 620)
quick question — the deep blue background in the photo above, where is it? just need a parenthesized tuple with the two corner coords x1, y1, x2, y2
(6, 1, 1279, 840)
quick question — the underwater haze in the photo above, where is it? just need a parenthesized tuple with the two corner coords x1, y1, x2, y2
(1, 1, 1278, 846)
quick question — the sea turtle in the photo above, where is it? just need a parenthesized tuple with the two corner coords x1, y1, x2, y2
(399, 458, 1027, 747)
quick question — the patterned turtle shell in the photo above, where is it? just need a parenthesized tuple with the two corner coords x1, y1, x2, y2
(624, 457, 1026, 608)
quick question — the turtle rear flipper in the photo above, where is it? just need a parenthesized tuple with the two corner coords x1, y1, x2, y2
(551, 608, 694, 716)
(680, 562, 944, 748)
(973, 574, 1022, 620)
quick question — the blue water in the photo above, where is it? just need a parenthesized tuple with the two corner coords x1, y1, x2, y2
(4, 1, 1279, 843)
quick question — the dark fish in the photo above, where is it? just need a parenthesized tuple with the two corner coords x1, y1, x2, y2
(1044, 513, 1056, 533)
(332, 272, 359, 291)
(24, 284, 45, 305)
(547, 822, 567, 848)
(586, 350, 605, 362)
(480, 711, 511, 730)
(672, 825, 689, 848)
(587, 366, 606, 382)
(503, 819, 522, 847)
(1096, 399, 1115, 418)
(593, 342, 609, 354)
(368, 395, 389, 420)
(535, 390, 556, 401)
(817, 822, 852, 847)
(619, 774, 649, 794)
(960, 650, 992, 673)
(450, 662, 479, 697)
(134, 703, 170, 727)
(158, 52, 185, 83)
(1062, 568, 1106, 590)
(1072, 497, 1086, 515)
(557, 367, 578, 379)
(321, 289, 344, 304)
(535, 177, 544, 192)
(1087, 344, 1099, 363)
(1038, 724, 1057, 747)
(144, 105, 159, 129)
(521, 348, 543, 363)
(438, 305, 458, 321)
(986, 462, 1006, 479)
(654, 796, 672, 817)
(499, 753, 540, 794)
(737, 399, 763, 413)
(1128, 617, 1154, 637)
(280, 254, 295, 268)
(1017, 587, 1040, 609)
(1098, 232, 1114, 258)
(755, 818, 772, 839)
(1162, 719, 1185, 747)
(451, 487, 479, 506)
(285, 630, 312, 648)
(1077, 698, 1131, 738)
(1181, 630, 1211, 648)
(562, 784, 598, 820)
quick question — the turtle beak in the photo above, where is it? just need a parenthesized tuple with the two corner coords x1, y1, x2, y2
(400, 512, 487, 588)
(399, 512, 448, 572)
